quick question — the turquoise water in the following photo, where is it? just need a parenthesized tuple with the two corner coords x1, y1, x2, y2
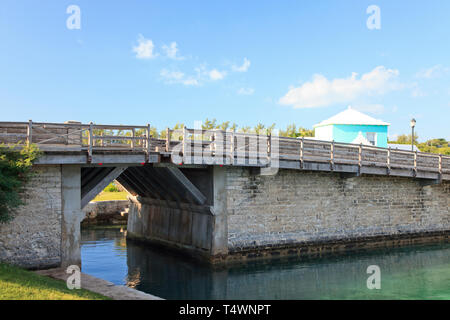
(80, 227, 450, 300)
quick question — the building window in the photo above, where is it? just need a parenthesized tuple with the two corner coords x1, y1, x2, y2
(366, 132, 377, 146)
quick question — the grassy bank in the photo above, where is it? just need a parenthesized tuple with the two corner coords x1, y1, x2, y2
(0, 263, 110, 300)
(93, 191, 128, 202)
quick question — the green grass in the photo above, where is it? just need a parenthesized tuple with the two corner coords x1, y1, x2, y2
(0, 263, 110, 300)
(93, 191, 128, 202)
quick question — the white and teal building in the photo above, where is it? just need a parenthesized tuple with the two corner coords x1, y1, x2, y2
(313, 106, 390, 148)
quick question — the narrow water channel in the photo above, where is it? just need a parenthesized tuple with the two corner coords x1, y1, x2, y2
(81, 226, 450, 300)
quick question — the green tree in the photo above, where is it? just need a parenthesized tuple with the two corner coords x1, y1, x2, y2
(279, 123, 314, 138)
(0, 144, 40, 223)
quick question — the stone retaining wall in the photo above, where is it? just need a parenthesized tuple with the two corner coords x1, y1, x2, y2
(226, 167, 450, 258)
(82, 200, 129, 225)
(0, 166, 62, 269)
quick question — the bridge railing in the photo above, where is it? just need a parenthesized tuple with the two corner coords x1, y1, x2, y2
(0, 121, 153, 160)
(1, 122, 449, 175)
(164, 127, 450, 176)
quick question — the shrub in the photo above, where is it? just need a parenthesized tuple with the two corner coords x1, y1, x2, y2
(104, 182, 121, 192)
(0, 144, 40, 223)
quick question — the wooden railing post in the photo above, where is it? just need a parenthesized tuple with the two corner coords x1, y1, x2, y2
(330, 140, 334, 170)
(182, 126, 187, 164)
(88, 122, 93, 162)
(387, 147, 391, 175)
(131, 128, 135, 149)
(267, 132, 271, 165)
(300, 136, 304, 169)
(230, 130, 235, 165)
(358, 143, 362, 174)
(414, 151, 418, 177)
(100, 130, 104, 147)
(27, 120, 33, 146)
(165, 128, 170, 152)
(146, 124, 151, 160)
(210, 130, 215, 154)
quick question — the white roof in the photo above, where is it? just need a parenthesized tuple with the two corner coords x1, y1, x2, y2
(314, 106, 390, 128)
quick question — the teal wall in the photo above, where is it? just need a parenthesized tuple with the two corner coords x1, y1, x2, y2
(331, 124, 388, 148)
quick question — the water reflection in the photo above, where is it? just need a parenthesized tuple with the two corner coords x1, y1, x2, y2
(81, 227, 450, 300)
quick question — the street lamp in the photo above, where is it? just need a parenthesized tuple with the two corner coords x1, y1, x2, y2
(410, 118, 416, 151)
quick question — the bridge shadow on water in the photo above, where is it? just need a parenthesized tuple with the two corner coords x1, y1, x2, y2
(81, 227, 450, 300)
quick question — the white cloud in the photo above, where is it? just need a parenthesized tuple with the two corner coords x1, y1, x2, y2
(162, 42, 184, 60)
(209, 69, 226, 81)
(160, 69, 184, 80)
(415, 65, 449, 79)
(232, 58, 251, 72)
(279, 66, 401, 109)
(237, 87, 255, 95)
(160, 65, 227, 86)
(133, 34, 157, 59)
(160, 69, 199, 86)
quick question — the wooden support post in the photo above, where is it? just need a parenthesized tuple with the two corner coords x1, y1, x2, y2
(300, 137, 304, 169)
(182, 126, 187, 164)
(330, 140, 334, 170)
(88, 122, 93, 162)
(230, 130, 235, 165)
(210, 130, 215, 154)
(100, 130, 104, 147)
(131, 128, 135, 149)
(27, 120, 33, 146)
(358, 143, 362, 174)
(438, 154, 443, 182)
(387, 147, 391, 175)
(414, 151, 418, 177)
(267, 133, 271, 165)
(165, 128, 170, 152)
(146, 124, 151, 162)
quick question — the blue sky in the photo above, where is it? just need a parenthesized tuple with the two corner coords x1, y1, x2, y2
(1, 0, 449, 141)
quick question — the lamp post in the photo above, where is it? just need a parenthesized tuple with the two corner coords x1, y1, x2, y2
(410, 118, 416, 151)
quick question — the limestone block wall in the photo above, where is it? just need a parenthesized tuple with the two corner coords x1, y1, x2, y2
(82, 200, 129, 225)
(226, 167, 450, 252)
(0, 165, 62, 269)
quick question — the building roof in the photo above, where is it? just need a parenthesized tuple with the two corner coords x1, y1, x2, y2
(313, 106, 390, 128)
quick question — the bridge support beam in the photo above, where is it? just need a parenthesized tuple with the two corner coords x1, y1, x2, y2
(61, 165, 83, 268)
(81, 167, 126, 209)
(210, 166, 228, 256)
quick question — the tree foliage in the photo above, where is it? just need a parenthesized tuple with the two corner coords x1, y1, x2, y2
(0, 144, 40, 223)
(389, 133, 450, 155)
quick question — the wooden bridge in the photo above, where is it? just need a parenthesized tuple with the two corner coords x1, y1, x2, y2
(1, 120, 449, 269)
(1, 120, 449, 183)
